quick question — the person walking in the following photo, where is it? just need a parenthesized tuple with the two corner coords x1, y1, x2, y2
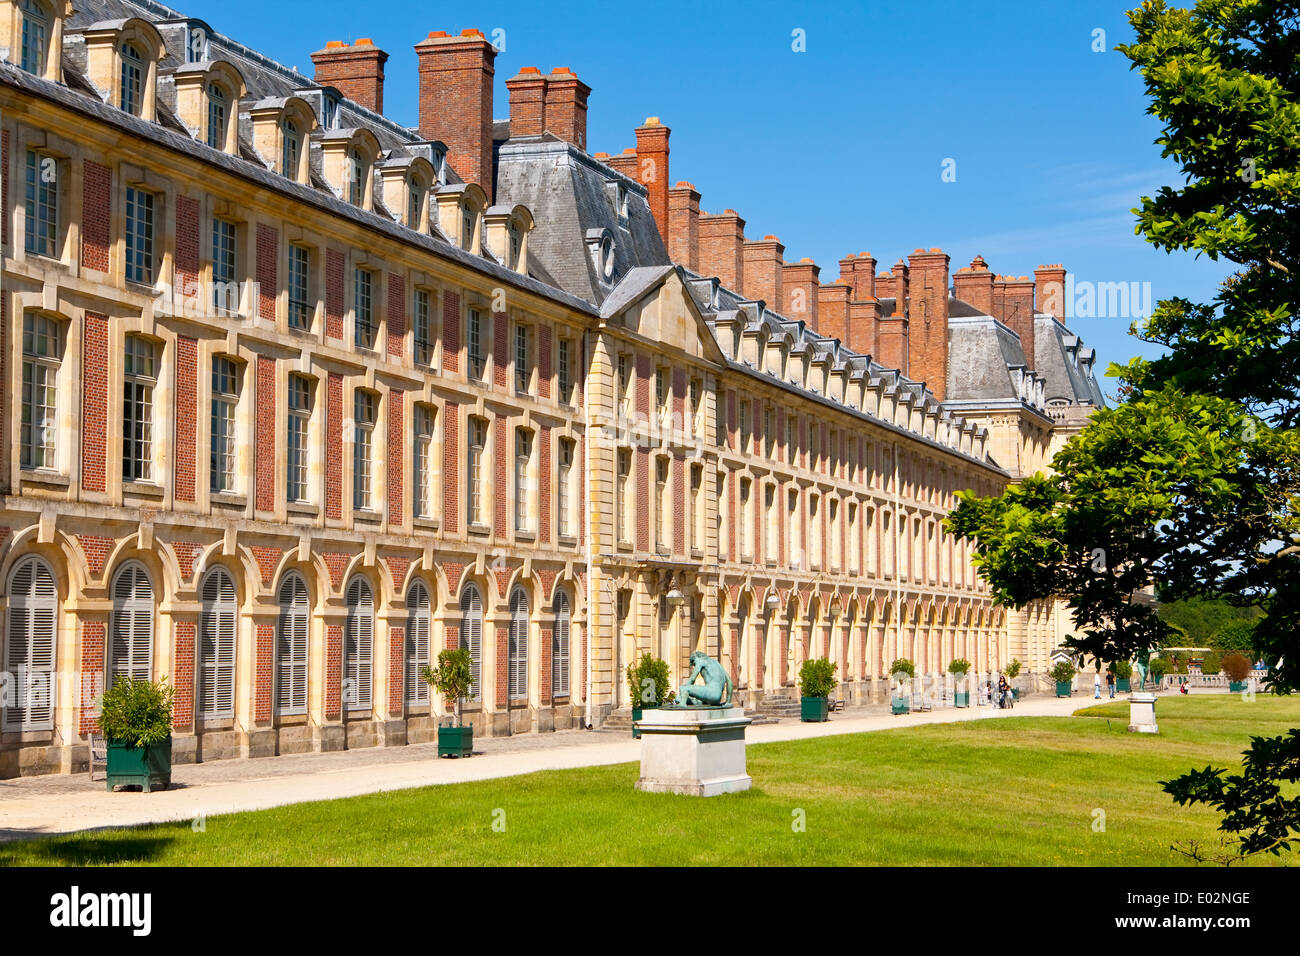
(1106, 670, 1116, 698)
(1094, 670, 1103, 699)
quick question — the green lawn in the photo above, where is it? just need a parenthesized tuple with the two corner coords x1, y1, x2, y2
(4, 696, 1298, 866)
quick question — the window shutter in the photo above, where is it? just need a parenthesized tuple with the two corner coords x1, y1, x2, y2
(406, 582, 430, 705)
(4, 557, 57, 731)
(460, 586, 482, 702)
(552, 593, 570, 698)
(110, 564, 153, 686)
(200, 569, 237, 719)
(277, 574, 309, 715)
(509, 589, 528, 701)
(345, 577, 373, 711)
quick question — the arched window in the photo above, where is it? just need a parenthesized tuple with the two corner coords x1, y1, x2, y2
(551, 591, 571, 698)
(199, 567, 237, 719)
(19, 0, 48, 75)
(348, 147, 365, 205)
(276, 572, 309, 715)
(109, 562, 153, 685)
(282, 119, 300, 179)
(407, 176, 424, 230)
(206, 82, 227, 149)
(405, 580, 431, 706)
(508, 588, 528, 701)
(344, 576, 374, 711)
(4, 555, 56, 730)
(120, 43, 144, 116)
(459, 585, 482, 702)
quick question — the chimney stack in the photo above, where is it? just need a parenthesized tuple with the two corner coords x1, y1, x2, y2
(874, 261, 910, 373)
(842, 252, 880, 355)
(698, 210, 746, 291)
(635, 117, 670, 245)
(668, 181, 701, 271)
(953, 255, 994, 315)
(606, 147, 638, 179)
(544, 66, 590, 150)
(818, 281, 850, 342)
(310, 38, 388, 113)
(783, 258, 821, 330)
(992, 275, 1037, 369)
(741, 235, 784, 307)
(1034, 263, 1067, 323)
(906, 248, 951, 400)
(505, 66, 547, 137)
(416, 30, 496, 198)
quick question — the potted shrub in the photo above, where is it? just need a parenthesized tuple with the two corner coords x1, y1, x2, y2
(1149, 657, 1172, 687)
(422, 648, 475, 758)
(1222, 653, 1252, 692)
(1049, 660, 1076, 697)
(949, 658, 972, 707)
(798, 657, 838, 722)
(1005, 659, 1022, 699)
(1110, 660, 1133, 693)
(626, 653, 670, 739)
(99, 676, 174, 793)
(890, 658, 915, 715)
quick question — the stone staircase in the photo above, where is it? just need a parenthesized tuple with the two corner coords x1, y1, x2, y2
(755, 695, 801, 720)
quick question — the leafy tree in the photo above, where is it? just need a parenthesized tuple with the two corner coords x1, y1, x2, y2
(949, 0, 1300, 861)
(1158, 596, 1262, 647)
(1213, 617, 1260, 654)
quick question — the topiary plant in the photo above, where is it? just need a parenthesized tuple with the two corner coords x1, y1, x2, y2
(626, 653, 671, 708)
(1222, 653, 1252, 683)
(98, 676, 174, 748)
(799, 657, 838, 698)
(1049, 661, 1077, 684)
(948, 658, 971, 676)
(1004, 659, 1022, 679)
(889, 658, 915, 680)
(422, 648, 474, 726)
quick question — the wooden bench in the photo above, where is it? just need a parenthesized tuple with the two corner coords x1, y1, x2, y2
(827, 697, 845, 713)
(88, 732, 107, 781)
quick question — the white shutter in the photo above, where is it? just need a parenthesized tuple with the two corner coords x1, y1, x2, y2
(345, 577, 373, 711)
(277, 574, 309, 715)
(110, 563, 153, 686)
(509, 589, 528, 701)
(406, 582, 430, 706)
(460, 586, 482, 702)
(552, 592, 570, 698)
(200, 569, 237, 719)
(4, 557, 57, 731)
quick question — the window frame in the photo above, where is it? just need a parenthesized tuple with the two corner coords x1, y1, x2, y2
(209, 355, 239, 494)
(19, 310, 62, 471)
(121, 334, 157, 483)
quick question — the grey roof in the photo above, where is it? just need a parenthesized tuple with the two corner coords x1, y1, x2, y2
(599, 266, 674, 319)
(1036, 315, 1106, 407)
(946, 315, 1035, 403)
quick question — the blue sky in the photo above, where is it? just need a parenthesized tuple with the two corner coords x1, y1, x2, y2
(196, 0, 1232, 399)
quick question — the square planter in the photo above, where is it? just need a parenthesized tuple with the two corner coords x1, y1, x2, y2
(1055, 681, 1073, 698)
(801, 696, 830, 722)
(891, 696, 910, 715)
(1116, 678, 1131, 693)
(1011, 688, 1020, 701)
(438, 724, 474, 758)
(105, 737, 172, 792)
(632, 706, 643, 739)
(954, 690, 970, 708)
(1229, 681, 1247, 692)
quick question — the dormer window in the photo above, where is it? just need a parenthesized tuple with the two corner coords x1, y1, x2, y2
(430, 149, 446, 184)
(616, 184, 628, 219)
(600, 235, 614, 279)
(282, 119, 300, 177)
(483, 203, 533, 272)
(19, 0, 47, 74)
(120, 43, 143, 115)
(348, 148, 365, 205)
(509, 224, 521, 269)
(461, 205, 476, 252)
(322, 94, 339, 129)
(206, 82, 227, 148)
(408, 178, 424, 230)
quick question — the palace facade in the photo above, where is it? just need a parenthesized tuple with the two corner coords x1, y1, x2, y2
(0, 0, 1104, 776)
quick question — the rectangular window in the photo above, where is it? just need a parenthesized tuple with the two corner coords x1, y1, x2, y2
(414, 289, 433, 365)
(468, 308, 486, 380)
(20, 312, 60, 470)
(656, 368, 669, 418)
(462, 205, 475, 251)
(829, 498, 840, 571)
(353, 391, 376, 511)
(738, 400, 750, 452)
(24, 150, 57, 258)
(287, 245, 311, 330)
(849, 502, 860, 574)
(764, 406, 775, 459)
(739, 477, 752, 558)
(785, 413, 795, 465)
(515, 323, 530, 394)
(287, 375, 312, 503)
(354, 268, 375, 350)
(809, 493, 821, 568)
(210, 356, 238, 493)
(124, 187, 155, 284)
(515, 429, 533, 533)
(655, 457, 669, 552)
(558, 438, 574, 538)
(616, 448, 631, 544)
(690, 464, 703, 552)
(689, 378, 701, 438)
(765, 484, 776, 563)
(468, 417, 487, 526)
(414, 405, 436, 519)
(558, 338, 572, 405)
(20, 5, 47, 74)
(788, 489, 800, 569)
(617, 354, 630, 414)
(122, 336, 156, 482)
(120, 47, 142, 116)
(207, 85, 227, 149)
(212, 218, 238, 315)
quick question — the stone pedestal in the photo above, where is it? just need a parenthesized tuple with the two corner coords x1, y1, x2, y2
(635, 706, 752, 796)
(1128, 693, 1159, 734)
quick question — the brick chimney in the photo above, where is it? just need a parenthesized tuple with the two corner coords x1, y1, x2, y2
(544, 67, 590, 149)
(416, 30, 496, 197)
(783, 258, 821, 330)
(668, 181, 701, 270)
(1034, 263, 1067, 323)
(635, 117, 670, 245)
(818, 281, 850, 342)
(953, 255, 994, 315)
(874, 261, 909, 373)
(906, 248, 951, 400)
(842, 252, 877, 302)
(311, 39, 388, 113)
(505, 66, 547, 137)
(698, 210, 746, 291)
(992, 275, 1036, 368)
(606, 147, 638, 178)
(741, 235, 784, 307)
(846, 298, 880, 357)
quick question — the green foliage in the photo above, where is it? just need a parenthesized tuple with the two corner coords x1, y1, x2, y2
(98, 676, 174, 748)
(1213, 618, 1260, 654)
(1158, 596, 1262, 648)
(421, 649, 473, 726)
(1004, 659, 1022, 679)
(798, 658, 838, 698)
(948, 658, 971, 676)
(626, 653, 671, 708)
(1151, 657, 1173, 679)
(1200, 651, 1223, 675)
(1222, 653, 1253, 682)
(1109, 660, 1134, 680)
(889, 658, 915, 680)
(1049, 661, 1077, 684)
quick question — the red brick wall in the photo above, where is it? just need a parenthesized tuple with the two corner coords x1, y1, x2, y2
(697, 211, 745, 290)
(494, 414, 507, 536)
(906, 249, 950, 400)
(493, 311, 508, 388)
(387, 272, 405, 357)
(443, 402, 459, 533)
(326, 372, 343, 519)
(538, 325, 552, 399)
(634, 120, 670, 246)
(79, 621, 105, 734)
(173, 621, 195, 729)
(667, 181, 700, 271)
(495, 625, 508, 707)
(539, 425, 551, 544)
(742, 237, 783, 307)
(672, 456, 684, 555)
(326, 249, 345, 340)
(416, 33, 496, 196)
(175, 336, 197, 502)
(255, 623, 274, 722)
(81, 312, 108, 493)
(544, 68, 590, 149)
(326, 624, 343, 718)
(310, 41, 388, 114)
(506, 68, 547, 136)
(388, 624, 405, 716)
(255, 356, 276, 512)
(783, 260, 821, 331)
(175, 195, 199, 297)
(442, 291, 460, 372)
(81, 160, 110, 272)
(387, 389, 404, 525)
(256, 224, 277, 320)
(540, 626, 553, 705)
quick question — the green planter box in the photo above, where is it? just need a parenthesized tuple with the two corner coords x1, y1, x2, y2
(105, 737, 172, 792)
(801, 696, 830, 722)
(1229, 681, 1247, 692)
(632, 706, 643, 739)
(891, 696, 910, 715)
(1012, 687, 1021, 701)
(954, 690, 970, 708)
(1055, 681, 1073, 698)
(438, 724, 474, 758)
(1116, 678, 1131, 693)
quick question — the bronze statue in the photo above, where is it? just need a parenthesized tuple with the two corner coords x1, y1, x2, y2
(677, 651, 733, 706)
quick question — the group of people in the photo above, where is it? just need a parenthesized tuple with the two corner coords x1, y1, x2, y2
(1093, 670, 1118, 699)
(981, 674, 1016, 709)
